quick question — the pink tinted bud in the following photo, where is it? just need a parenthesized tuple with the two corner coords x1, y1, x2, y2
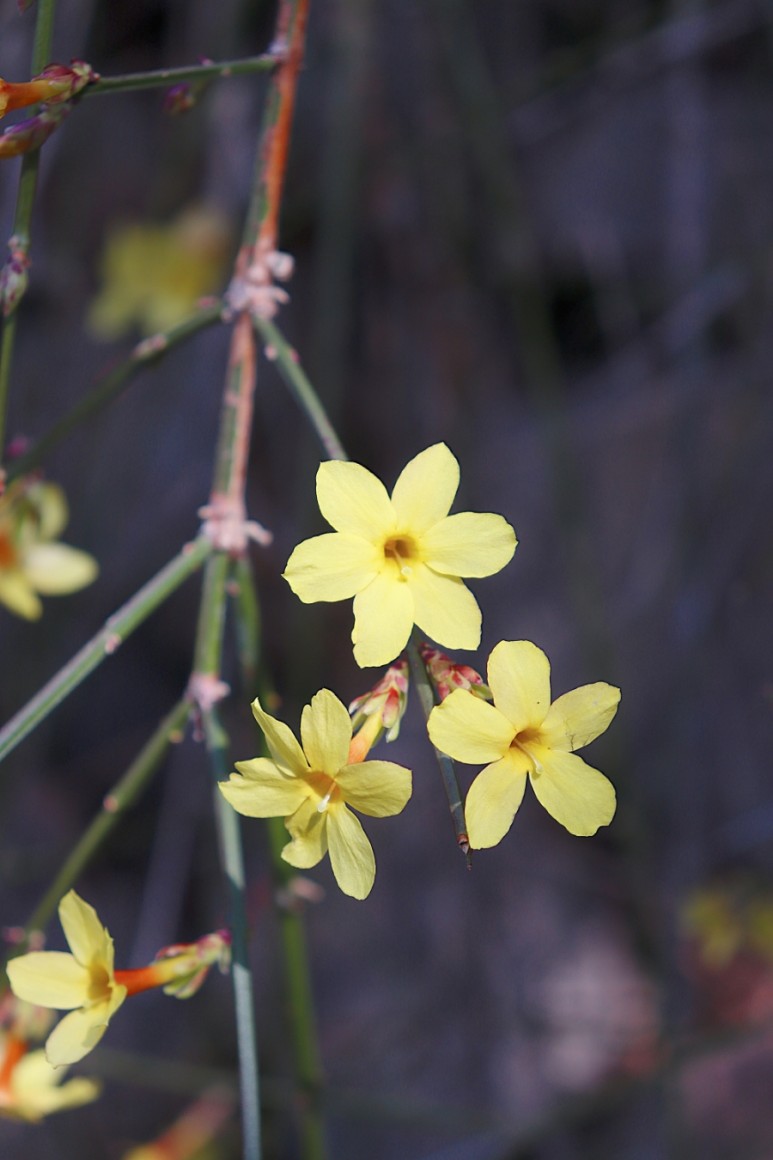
(35, 60, 99, 102)
(349, 658, 410, 743)
(418, 642, 490, 702)
(0, 104, 70, 159)
(164, 83, 196, 115)
(152, 930, 231, 999)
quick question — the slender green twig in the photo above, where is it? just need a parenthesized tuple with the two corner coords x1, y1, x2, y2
(86, 54, 277, 98)
(229, 554, 327, 1159)
(0, 0, 59, 455)
(407, 633, 470, 858)
(230, 555, 261, 698)
(6, 303, 223, 484)
(12, 696, 191, 953)
(253, 317, 347, 461)
(203, 706, 263, 1160)
(0, 536, 212, 766)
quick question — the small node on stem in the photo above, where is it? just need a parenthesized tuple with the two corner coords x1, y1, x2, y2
(103, 633, 122, 655)
(225, 242, 294, 321)
(199, 495, 272, 553)
(133, 333, 169, 360)
(188, 672, 230, 714)
(276, 875, 325, 913)
(103, 793, 120, 813)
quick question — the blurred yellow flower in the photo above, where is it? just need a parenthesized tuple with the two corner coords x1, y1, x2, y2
(0, 1031, 100, 1121)
(283, 443, 517, 668)
(88, 204, 230, 338)
(7, 891, 127, 1067)
(220, 690, 412, 899)
(428, 640, 619, 847)
(0, 479, 97, 620)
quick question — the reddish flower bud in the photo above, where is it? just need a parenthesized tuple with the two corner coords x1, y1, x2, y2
(419, 642, 491, 702)
(0, 105, 70, 160)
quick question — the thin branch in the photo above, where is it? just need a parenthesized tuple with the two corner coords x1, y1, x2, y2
(86, 54, 277, 98)
(0, 536, 212, 766)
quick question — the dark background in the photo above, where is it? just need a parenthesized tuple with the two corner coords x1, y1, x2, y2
(1, 0, 772, 1157)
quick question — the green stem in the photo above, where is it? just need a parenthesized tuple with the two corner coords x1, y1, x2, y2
(253, 317, 347, 461)
(194, 553, 231, 675)
(0, 0, 59, 456)
(267, 818, 328, 1160)
(0, 536, 212, 766)
(203, 706, 262, 1160)
(16, 696, 191, 949)
(86, 54, 277, 98)
(230, 555, 261, 698)
(407, 634, 470, 858)
(5, 303, 223, 484)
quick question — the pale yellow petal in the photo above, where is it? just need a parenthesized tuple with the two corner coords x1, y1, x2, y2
(23, 543, 98, 595)
(316, 459, 395, 539)
(410, 566, 482, 651)
(464, 750, 531, 849)
(428, 689, 515, 763)
(283, 532, 380, 602)
(11, 1051, 101, 1121)
(58, 890, 111, 971)
(326, 805, 376, 899)
(527, 746, 616, 836)
(422, 512, 516, 578)
(282, 802, 328, 868)
(0, 570, 42, 619)
(540, 683, 621, 752)
(250, 698, 308, 775)
(390, 443, 459, 534)
(30, 483, 69, 541)
(351, 570, 414, 668)
(488, 640, 551, 731)
(301, 689, 352, 773)
(45, 1005, 112, 1068)
(336, 760, 412, 816)
(7, 952, 89, 1009)
(219, 764, 308, 817)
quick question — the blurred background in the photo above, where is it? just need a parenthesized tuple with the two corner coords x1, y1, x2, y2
(1, 0, 773, 1156)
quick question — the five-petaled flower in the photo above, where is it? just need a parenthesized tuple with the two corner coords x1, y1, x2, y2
(219, 689, 412, 899)
(283, 443, 516, 668)
(428, 640, 620, 847)
(0, 1032, 100, 1121)
(7, 891, 127, 1067)
(0, 479, 98, 620)
(7, 892, 229, 1067)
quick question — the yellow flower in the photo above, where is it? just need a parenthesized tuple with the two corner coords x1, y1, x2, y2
(7, 891, 128, 1067)
(0, 479, 98, 620)
(427, 640, 619, 847)
(0, 1034, 100, 1121)
(283, 444, 517, 668)
(88, 204, 231, 339)
(219, 690, 412, 899)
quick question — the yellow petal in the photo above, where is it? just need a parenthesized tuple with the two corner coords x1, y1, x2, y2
(11, 1051, 101, 1121)
(464, 751, 531, 849)
(283, 532, 380, 602)
(428, 689, 515, 763)
(389, 443, 459, 533)
(282, 802, 328, 869)
(300, 689, 352, 774)
(352, 569, 414, 667)
(58, 890, 112, 972)
(29, 483, 69, 541)
(527, 746, 616, 836)
(316, 459, 395, 539)
(45, 1005, 112, 1068)
(539, 683, 621, 752)
(250, 698, 308, 775)
(410, 566, 482, 651)
(327, 805, 376, 899)
(7, 952, 89, 1009)
(219, 762, 308, 817)
(488, 640, 551, 731)
(23, 543, 98, 595)
(422, 511, 516, 578)
(336, 760, 412, 817)
(0, 569, 42, 619)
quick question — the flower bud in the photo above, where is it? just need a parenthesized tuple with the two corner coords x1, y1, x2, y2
(348, 659, 410, 762)
(0, 105, 70, 159)
(419, 642, 491, 702)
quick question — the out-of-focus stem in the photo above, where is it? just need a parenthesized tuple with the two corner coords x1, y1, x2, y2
(0, 536, 212, 766)
(87, 54, 277, 98)
(253, 317, 347, 461)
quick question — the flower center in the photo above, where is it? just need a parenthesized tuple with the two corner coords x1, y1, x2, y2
(87, 962, 113, 1004)
(305, 770, 341, 813)
(383, 534, 419, 579)
(0, 530, 16, 570)
(510, 728, 543, 776)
